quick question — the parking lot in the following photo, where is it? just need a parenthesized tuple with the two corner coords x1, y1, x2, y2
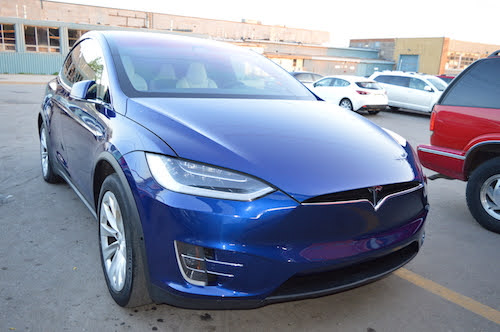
(0, 78, 499, 331)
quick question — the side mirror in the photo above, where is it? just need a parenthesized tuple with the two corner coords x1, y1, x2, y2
(424, 85, 433, 92)
(70, 80, 97, 100)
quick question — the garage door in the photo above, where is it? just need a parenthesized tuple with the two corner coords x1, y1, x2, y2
(398, 55, 419, 72)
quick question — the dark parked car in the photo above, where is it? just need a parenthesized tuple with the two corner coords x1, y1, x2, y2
(289, 71, 323, 88)
(418, 51, 500, 233)
(39, 31, 428, 308)
(436, 75, 455, 84)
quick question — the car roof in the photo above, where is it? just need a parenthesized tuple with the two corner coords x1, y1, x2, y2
(488, 50, 500, 58)
(321, 75, 375, 82)
(372, 71, 436, 79)
(290, 71, 322, 76)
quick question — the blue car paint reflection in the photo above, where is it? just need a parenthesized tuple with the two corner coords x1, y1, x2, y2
(39, 30, 428, 309)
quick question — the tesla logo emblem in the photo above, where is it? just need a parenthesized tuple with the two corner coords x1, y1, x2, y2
(368, 186, 383, 206)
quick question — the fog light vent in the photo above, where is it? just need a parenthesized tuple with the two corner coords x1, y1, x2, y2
(174, 241, 215, 286)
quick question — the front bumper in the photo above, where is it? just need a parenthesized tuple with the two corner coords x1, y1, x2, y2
(123, 152, 428, 309)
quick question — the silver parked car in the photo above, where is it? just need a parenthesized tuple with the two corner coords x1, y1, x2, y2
(370, 71, 447, 113)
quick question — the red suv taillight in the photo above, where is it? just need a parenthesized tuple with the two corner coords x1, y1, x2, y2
(356, 90, 369, 95)
(430, 109, 437, 131)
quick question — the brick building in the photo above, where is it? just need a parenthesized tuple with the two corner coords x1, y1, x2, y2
(350, 37, 500, 76)
(0, 0, 394, 76)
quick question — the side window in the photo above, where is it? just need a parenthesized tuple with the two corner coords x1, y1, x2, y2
(78, 39, 110, 102)
(392, 76, 410, 88)
(441, 58, 500, 109)
(374, 75, 391, 84)
(337, 79, 350, 87)
(315, 78, 333, 87)
(409, 78, 428, 91)
(60, 42, 82, 88)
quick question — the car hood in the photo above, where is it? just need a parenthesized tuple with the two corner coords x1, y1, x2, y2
(127, 98, 417, 201)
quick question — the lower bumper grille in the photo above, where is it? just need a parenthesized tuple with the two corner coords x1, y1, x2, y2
(268, 241, 419, 301)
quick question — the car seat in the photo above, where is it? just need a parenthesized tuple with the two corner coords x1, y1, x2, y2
(176, 63, 217, 88)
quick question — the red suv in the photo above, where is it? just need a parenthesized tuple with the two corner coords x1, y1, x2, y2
(418, 51, 500, 233)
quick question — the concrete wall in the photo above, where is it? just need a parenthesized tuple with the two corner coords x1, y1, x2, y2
(394, 37, 445, 75)
(1, 0, 330, 44)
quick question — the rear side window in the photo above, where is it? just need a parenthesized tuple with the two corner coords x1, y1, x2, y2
(374, 75, 410, 87)
(373, 75, 392, 84)
(441, 58, 500, 109)
(334, 79, 350, 87)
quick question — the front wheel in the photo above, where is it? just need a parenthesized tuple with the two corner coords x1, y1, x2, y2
(98, 173, 152, 307)
(339, 98, 353, 111)
(39, 123, 62, 183)
(466, 157, 500, 233)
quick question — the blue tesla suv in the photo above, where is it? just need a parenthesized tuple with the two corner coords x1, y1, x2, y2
(38, 31, 428, 308)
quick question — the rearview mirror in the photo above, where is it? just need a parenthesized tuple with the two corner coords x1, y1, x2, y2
(70, 80, 97, 100)
(424, 85, 433, 92)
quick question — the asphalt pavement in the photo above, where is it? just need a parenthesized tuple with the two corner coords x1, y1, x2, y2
(0, 76, 498, 331)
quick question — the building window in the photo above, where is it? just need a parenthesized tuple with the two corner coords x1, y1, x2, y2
(24, 26, 60, 52)
(446, 51, 483, 71)
(0, 23, 16, 51)
(68, 29, 88, 48)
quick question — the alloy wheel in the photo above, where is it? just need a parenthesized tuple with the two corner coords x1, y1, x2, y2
(480, 174, 500, 220)
(340, 99, 353, 110)
(40, 127, 49, 177)
(100, 191, 128, 292)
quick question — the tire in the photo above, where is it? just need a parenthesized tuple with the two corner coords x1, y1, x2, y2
(39, 123, 62, 183)
(466, 157, 500, 233)
(368, 110, 380, 115)
(339, 98, 353, 111)
(98, 173, 152, 307)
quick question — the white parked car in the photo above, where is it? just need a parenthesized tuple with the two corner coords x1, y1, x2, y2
(369, 71, 448, 113)
(311, 75, 388, 114)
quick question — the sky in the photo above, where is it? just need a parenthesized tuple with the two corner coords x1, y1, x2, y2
(53, 0, 500, 47)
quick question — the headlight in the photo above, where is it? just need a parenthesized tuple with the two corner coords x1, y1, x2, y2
(382, 128, 407, 147)
(145, 153, 275, 201)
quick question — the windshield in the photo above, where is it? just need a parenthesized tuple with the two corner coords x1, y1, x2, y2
(426, 77, 447, 91)
(106, 33, 316, 100)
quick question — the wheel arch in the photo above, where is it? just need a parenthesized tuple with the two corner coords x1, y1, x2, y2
(93, 151, 154, 306)
(93, 151, 135, 211)
(464, 142, 500, 179)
